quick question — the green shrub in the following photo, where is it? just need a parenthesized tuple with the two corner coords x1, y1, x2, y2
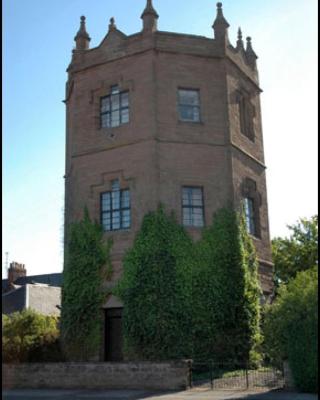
(61, 207, 112, 361)
(114, 205, 194, 360)
(263, 267, 318, 392)
(27, 336, 65, 362)
(193, 207, 262, 363)
(2, 309, 61, 363)
(272, 215, 318, 286)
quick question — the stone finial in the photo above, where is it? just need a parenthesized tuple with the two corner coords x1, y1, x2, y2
(236, 27, 244, 51)
(212, 2, 230, 43)
(246, 36, 258, 67)
(109, 17, 117, 31)
(74, 15, 91, 50)
(141, 0, 159, 33)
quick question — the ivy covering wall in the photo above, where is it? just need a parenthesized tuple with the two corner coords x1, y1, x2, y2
(114, 206, 194, 360)
(193, 208, 261, 363)
(115, 206, 262, 363)
(61, 208, 112, 361)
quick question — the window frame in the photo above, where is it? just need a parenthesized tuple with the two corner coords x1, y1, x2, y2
(100, 184, 131, 232)
(181, 186, 205, 228)
(244, 197, 256, 236)
(177, 88, 201, 123)
(100, 86, 130, 129)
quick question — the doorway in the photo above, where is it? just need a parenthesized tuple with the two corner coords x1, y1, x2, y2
(104, 308, 123, 361)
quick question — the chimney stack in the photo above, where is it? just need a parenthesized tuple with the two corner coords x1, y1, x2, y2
(8, 262, 26, 285)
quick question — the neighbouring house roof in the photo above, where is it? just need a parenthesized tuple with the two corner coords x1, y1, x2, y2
(2, 284, 61, 316)
(2, 272, 63, 294)
(15, 273, 63, 287)
(2, 285, 26, 314)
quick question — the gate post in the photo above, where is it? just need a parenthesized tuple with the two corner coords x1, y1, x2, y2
(283, 360, 295, 390)
(210, 360, 213, 390)
(245, 361, 249, 389)
(187, 359, 193, 389)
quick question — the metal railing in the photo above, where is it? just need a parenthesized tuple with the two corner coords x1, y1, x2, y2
(190, 361, 284, 390)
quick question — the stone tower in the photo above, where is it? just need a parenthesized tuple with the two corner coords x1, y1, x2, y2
(64, 1, 273, 360)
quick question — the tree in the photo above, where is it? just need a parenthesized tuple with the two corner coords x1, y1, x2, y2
(272, 215, 318, 285)
(114, 206, 194, 360)
(61, 208, 112, 361)
(192, 207, 262, 364)
(263, 267, 318, 392)
(2, 309, 60, 363)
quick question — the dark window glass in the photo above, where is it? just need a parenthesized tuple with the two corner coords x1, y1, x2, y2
(182, 187, 204, 227)
(244, 197, 256, 236)
(101, 180, 131, 231)
(101, 88, 130, 128)
(178, 89, 200, 122)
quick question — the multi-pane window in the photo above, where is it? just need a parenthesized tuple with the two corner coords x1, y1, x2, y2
(244, 197, 256, 236)
(178, 89, 200, 122)
(101, 179, 131, 231)
(182, 187, 204, 227)
(100, 85, 129, 128)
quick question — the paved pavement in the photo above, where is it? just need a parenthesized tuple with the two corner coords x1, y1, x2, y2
(2, 389, 318, 400)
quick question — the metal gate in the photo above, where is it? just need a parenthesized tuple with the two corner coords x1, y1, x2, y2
(190, 361, 284, 390)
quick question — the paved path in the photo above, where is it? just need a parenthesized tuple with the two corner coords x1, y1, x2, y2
(2, 388, 318, 400)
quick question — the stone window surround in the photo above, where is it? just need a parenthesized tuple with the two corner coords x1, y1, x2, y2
(89, 171, 134, 233)
(241, 177, 262, 238)
(100, 87, 130, 129)
(244, 196, 256, 236)
(236, 88, 256, 142)
(181, 185, 205, 228)
(90, 78, 134, 131)
(177, 87, 202, 124)
(100, 181, 131, 232)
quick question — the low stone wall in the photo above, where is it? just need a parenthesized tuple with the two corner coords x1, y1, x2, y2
(2, 361, 191, 390)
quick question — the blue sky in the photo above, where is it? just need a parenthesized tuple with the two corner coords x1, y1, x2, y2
(3, 0, 318, 276)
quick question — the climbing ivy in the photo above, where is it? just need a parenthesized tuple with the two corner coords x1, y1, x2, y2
(192, 207, 261, 363)
(114, 205, 194, 360)
(61, 207, 112, 361)
(115, 205, 261, 363)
